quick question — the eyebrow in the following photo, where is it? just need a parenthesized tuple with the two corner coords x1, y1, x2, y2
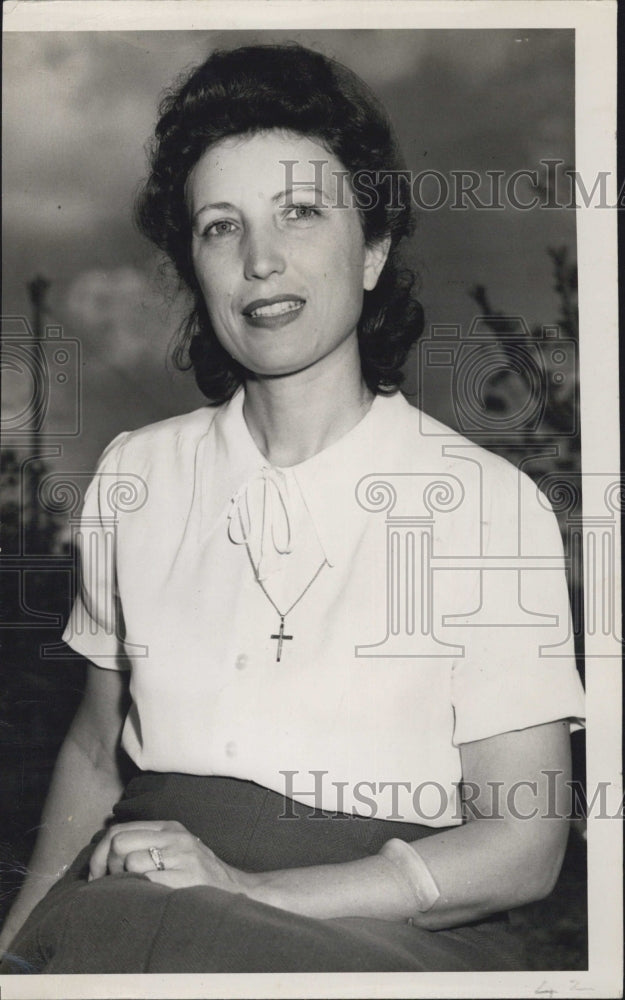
(192, 201, 237, 224)
(272, 185, 326, 203)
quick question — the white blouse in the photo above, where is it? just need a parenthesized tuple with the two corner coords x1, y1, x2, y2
(63, 389, 585, 826)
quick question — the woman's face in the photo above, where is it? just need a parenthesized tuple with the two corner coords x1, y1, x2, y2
(186, 131, 389, 379)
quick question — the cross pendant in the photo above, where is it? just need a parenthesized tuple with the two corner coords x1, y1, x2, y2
(270, 616, 293, 662)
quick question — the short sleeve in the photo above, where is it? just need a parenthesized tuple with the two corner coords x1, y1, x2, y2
(61, 431, 131, 670)
(450, 464, 585, 745)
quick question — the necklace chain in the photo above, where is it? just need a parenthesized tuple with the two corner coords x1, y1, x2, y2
(258, 560, 327, 621)
(260, 561, 327, 662)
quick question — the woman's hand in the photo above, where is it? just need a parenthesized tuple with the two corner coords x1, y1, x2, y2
(86, 723, 572, 927)
(88, 820, 252, 894)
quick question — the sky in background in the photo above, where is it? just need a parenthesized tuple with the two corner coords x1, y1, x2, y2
(2, 29, 576, 474)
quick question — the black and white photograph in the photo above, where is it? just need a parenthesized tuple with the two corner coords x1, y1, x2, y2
(0, 1, 621, 997)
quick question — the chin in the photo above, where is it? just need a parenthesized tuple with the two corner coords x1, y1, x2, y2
(243, 355, 319, 380)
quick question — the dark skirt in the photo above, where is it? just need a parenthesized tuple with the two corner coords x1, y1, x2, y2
(2, 772, 526, 973)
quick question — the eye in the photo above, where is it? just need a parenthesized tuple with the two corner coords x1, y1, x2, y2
(284, 204, 321, 222)
(202, 219, 238, 238)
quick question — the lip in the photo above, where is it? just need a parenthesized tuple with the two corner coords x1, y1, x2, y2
(242, 294, 306, 330)
(242, 294, 305, 315)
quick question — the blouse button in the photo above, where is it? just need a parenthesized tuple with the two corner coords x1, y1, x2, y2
(225, 741, 237, 758)
(235, 654, 248, 670)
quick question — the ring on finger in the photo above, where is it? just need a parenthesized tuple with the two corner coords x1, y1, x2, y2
(148, 846, 166, 871)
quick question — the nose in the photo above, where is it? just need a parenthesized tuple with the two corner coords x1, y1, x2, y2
(243, 224, 286, 281)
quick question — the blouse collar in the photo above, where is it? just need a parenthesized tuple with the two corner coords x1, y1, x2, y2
(211, 386, 412, 569)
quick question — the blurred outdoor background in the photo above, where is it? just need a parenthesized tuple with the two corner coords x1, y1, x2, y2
(1, 29, 586, 967)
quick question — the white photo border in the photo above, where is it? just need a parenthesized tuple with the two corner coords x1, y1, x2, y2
(1, 2, 621, 998)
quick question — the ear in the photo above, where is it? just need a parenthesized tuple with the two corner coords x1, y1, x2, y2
(363, 235, 391, 291)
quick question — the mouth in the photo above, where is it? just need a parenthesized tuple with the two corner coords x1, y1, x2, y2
(242, 295, 306, 329)
(243, 295, 305, 318)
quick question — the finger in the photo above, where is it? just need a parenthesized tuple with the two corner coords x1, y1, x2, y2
(143, 861, 245, 893)
(106, 826, 197, 877)
(107, 830, 178, 876)
(89, 834, 115, 881)
(122, 849, 170, 875)
(89, 821, 172, 881)
(110, 829, 174, 857)
(112, 829, 201, 870)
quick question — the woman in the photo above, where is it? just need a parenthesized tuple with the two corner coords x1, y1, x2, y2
(0, 43, 584, 974)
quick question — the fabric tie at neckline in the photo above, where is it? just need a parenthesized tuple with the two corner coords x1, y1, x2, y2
(227, 465, 294, 581)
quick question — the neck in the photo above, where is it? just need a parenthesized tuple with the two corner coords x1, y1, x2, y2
(242, 343, 374, 468)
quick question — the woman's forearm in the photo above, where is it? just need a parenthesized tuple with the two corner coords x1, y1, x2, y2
(245, 813, 567, 928)
(0, 733, 124, 952)
(245, 724, 572, 928)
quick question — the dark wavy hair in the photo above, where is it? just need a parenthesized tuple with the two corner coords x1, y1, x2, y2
(136, 43, 424, 403)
